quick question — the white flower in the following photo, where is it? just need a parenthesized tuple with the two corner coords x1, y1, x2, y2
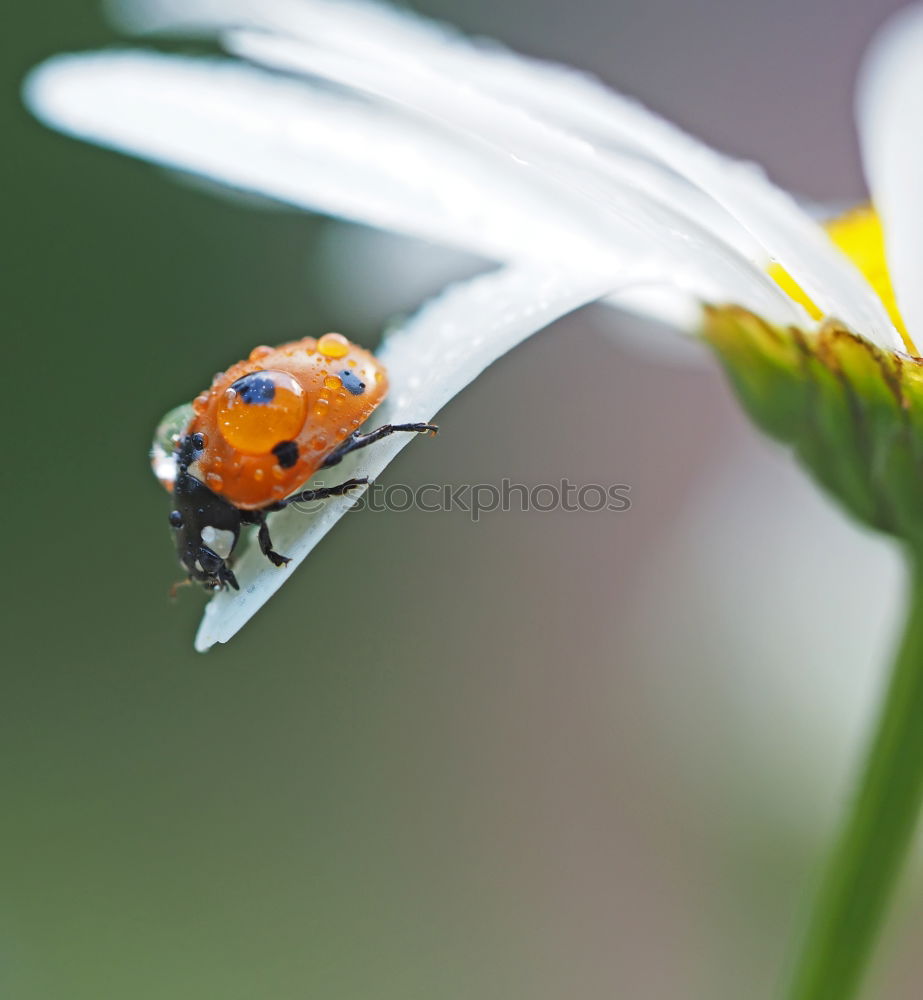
(22, 0, 923, 649)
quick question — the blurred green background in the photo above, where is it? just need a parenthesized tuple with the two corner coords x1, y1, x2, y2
(5, 1, 923, 998)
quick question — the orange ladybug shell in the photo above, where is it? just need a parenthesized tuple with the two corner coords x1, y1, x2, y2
(185, 333, 388, 510)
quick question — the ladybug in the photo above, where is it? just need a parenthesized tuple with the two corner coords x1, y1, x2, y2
(151, 332, 436, 591)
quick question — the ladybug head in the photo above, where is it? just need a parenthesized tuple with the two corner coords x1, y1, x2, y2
(168, 434, 243, 591)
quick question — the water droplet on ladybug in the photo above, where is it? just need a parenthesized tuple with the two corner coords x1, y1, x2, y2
(317, 332, 350, 359)
(217, 370, 307, 454)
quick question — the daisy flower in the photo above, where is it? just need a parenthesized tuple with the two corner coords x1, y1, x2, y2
(23, 0, 920, 646)
(22, 3, 923, 998)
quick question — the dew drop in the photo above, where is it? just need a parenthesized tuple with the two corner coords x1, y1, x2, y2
(317, 332, 350, 359)
(217, 370, 307, 454)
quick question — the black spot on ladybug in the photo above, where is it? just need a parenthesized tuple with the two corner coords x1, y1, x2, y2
(233, 373, 276, 405)
(272, 440, 299, 469)
(340, 369, 366, 396)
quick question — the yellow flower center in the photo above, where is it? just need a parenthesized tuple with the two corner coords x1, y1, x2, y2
(769, 205, 918, 355)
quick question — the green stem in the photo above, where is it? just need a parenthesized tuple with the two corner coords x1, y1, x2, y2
(786, 552, 923, 1000)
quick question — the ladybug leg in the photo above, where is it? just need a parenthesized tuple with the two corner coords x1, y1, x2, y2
(241, 509, 292, 567)
(321, 423, 438, 468)
(218, 564, 240, 591)
(199, 545, 241, 590)
(257, 516, 291, 568)
(270, 476, 370, 510)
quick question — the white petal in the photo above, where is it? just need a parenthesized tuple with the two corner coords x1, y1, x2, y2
(194, 262, 618, 651)
(111, 0, 900, 349)
(115, 0, 767, 270)
(30, 48, 801, 327)
(227, 28, 798, 321)
(315, 225, 708, 366)
(24, 52, 598, 268)
(857, 5, 923, 350)
(25, 50, 799, 325)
